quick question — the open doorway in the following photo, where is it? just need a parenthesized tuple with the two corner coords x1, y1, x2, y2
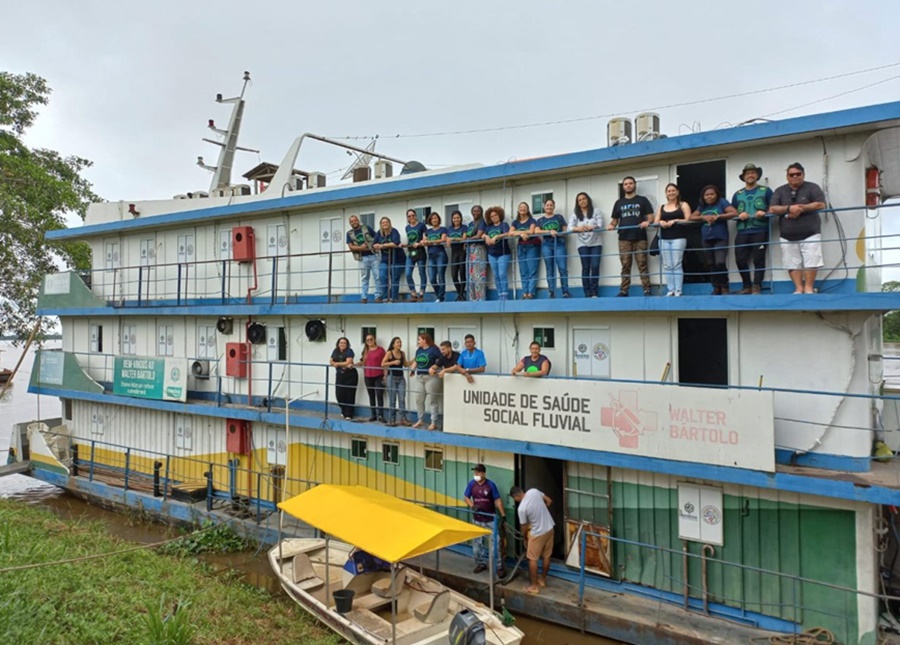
(515, 455, 566, 558)
(678, 318, 728, 386)
(675, 160, 727, 285)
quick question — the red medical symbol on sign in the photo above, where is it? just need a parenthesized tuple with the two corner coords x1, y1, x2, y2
(600, 390, 658, 449)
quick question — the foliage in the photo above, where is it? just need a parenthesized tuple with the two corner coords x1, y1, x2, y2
(0, 499, 341, 645)
(0, 71, 97, 339)
(883, 282, 900, 342)
(142, 597, 196, 645)
(156, 521, 249, 557)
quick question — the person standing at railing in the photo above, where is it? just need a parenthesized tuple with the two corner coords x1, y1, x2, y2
(608, 176, 653, 297)
(345, 214, 380, 304)
(484, 206, 511, 301)
(655, 183, 692, 297)
(424, 212, 449, 302)
(691, 185, 737, 295)
(404, 209, 427, 302)
(510, 202, 540, 299)
(428, 340, 459, 430)
(770, 162, 826, 295)
(732, 163, 773, 295)
(440, 334, 486, 383)
(510, 485, 554, 595)
(466, 205, 487, 301)
(330, 337, 358, 420)
(411, 332, 441, 429)
(373, 217, 406, 303)
(447, 210, 468, 301)
(360, 334, 386, 423)
(511, 342, 551, 377)
(568, 192, 604, 298)
(537, 199, 570, 298)
(465, 464, 507, 578)
(381, 337, 410, 426)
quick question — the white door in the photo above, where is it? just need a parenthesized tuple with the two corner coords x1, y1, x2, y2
(104, 240, 121, 301)
(448, 326, 478, 354)
(314, 217, 344, 296)
(266, 223, 287, 301)
(139, 237, 156, 301)
(177, 233, 195, 300)
(572, 328, 611, 379)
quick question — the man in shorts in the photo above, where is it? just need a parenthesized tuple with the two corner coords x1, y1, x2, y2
(770, 163, 826, 294)
(510, 485, 555, 594)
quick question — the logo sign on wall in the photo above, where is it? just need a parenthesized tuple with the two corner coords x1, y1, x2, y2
(443, 375, 775, 472)
(112, 356, 187, 402)
(677, 483, 724, 546)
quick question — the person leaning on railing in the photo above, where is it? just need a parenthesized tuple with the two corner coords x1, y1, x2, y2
(329, 337, 358, 420)
(690, 185, 737, 295)
(373, 217, 406, 303)
(447, 210, 468, 301)
(770, 162, 826, 295)
(381, 337, 410, 426)
(484, 206, 511, 301)
(466, 204, 488, 301)
(568, 192, 604, 298)
(537, 198, 570, 298)
(411, 332, 442, 430)
(510, 202, 540, 300)
(608, 176, 653, 297)
(424, 212, 449, 302)
(654, 183, 692, 297)
(731, 163, 773, 295)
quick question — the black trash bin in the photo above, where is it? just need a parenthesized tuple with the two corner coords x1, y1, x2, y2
(333, 589, 355, 614)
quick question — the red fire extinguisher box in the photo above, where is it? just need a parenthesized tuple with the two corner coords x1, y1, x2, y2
(226, 419, 251, 454)
(232, 226, 255, 262)
(225, 342, 248, 378)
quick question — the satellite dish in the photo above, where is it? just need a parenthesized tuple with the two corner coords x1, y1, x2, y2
(341, 139, 377, 181)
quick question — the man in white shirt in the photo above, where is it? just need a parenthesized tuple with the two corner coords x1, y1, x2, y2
(510, 485, 555, 594)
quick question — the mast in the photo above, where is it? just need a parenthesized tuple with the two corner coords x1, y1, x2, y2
(198, 71, 259, 192)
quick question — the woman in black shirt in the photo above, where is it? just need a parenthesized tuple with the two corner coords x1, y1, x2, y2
(330, 337, 358, 420)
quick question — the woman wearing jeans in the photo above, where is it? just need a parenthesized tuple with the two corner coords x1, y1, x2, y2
(381, 337, 409, 426)
(424, 212, 449, 302)
(537, 199, 570, 298)
(359, 334, 386, 422)
(484, 206, 511, 301)
(568, 192, 604, 298)
(447, 210, 467, 301)
(654, 183, 692, 297)
(510, 202, 540, 299)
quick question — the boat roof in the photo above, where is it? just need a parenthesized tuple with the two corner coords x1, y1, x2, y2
(277, 485, 489, 562)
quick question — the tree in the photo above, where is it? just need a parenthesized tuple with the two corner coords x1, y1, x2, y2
(883, 282, 900, 341)
(0, 71, 96, 338)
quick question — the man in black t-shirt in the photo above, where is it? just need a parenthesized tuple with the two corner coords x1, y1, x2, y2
(427, 341, 459, 430)
(607, 176, 654, 296)
(770, 163, 826, 294)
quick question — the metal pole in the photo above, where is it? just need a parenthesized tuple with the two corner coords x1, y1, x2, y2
(489, 533, 495, 612)
(325, 537, 331, 613)
(391, 564, 397, 645)
(278, 509, 284, 573)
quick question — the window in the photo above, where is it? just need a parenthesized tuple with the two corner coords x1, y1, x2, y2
(63, 399, 73, 422)
(531, 192, 554, 216)
(533, 327, 555, 349)
(359, 213, 376, 231)
(158, 325, 174, 357)
(444, 203, 460, 221)
(417, 327, 435, 342)
(267, 326, 287, 362)
(351, 438, 368, 460)
(444, 202, 473, 222)
(382, 442, 399, 466)
(90, 324, 103, 353)
(121, 324, 136, 355)
(197, 324, 216, 359)
(175, 414, 193, 451)
(425, 449, 443, 472)
(361, 326, 377, 345)
(412, 206, 431, 221)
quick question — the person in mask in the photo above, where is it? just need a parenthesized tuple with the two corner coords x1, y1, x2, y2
(464, 464, 507, 578)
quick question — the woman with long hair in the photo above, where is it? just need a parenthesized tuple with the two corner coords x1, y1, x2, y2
(404, 209, 427, 301)
(411, 332, 442, 429)
(691, 184, 737, 294)
(537, 199, 570, 298)
(424, 212, 449, 302)
(568, 192, 604, 297)
(373, 216, 406, 302)
(654, 183, 692, 296)
(447, 210, 467, 301)
(329, 337, 358, 420)
(510, 202, 540, 299)
(381, 336, 410, 426)
(465, 204, 487, 301)
(360, 333, 386, 422)
(484, 206, 511, 301)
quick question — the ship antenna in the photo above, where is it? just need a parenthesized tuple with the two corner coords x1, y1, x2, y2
(199, 71, 260, 192)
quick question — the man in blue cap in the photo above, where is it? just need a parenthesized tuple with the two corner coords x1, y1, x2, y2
(464, 464, 506, 577)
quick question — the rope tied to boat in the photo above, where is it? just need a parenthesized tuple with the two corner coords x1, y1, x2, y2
(751, 627, 836, 644)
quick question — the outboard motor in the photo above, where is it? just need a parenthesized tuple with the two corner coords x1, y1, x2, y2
(449, 609, 485, 645)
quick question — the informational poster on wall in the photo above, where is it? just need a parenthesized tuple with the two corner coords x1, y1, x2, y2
(677, 483, 724, 546)
(38, 350, 65, 385)
(112, 356, 187, 402)
(443, 375, 775, 472)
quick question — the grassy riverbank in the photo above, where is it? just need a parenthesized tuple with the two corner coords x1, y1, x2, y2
(0, 498, 341, 645)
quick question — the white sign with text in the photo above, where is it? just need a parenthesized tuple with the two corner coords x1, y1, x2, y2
(443, 375, 775, 472)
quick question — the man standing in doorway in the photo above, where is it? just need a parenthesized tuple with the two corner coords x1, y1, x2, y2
(510, 485, 554, 594)
(731, 163, 773, 294)
(607, 176, 653, 296)
(464, 465, 506, 578)
(346, 214, 380, 303)
(770, 163, 826, 294)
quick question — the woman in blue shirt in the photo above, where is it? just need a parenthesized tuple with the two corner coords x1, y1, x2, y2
(424, 212, 449, 302)
(510, 202, 540, 299)
(484, 206, 511, 301)
(404, 209, 427, 302)
(411, 332, 442, 430)
(690, 185, 737, 295)
(373, 216, 406, 302)
(537, 199, 570, 298)
(447, 210, 467, 301)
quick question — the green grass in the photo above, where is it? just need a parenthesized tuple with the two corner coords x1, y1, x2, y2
(0, 499, 342, 645)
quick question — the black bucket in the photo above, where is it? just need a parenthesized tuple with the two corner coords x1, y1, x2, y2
(333, 589, 355, 614)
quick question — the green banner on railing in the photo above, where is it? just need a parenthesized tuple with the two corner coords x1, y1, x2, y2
(112, 356, 187, 402)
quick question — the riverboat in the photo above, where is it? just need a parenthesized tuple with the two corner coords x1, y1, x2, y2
(8, 73, 900, 644)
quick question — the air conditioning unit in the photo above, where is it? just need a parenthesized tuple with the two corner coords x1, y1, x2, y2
(247, 322, 267, 345)
(191, 360, 211, 379)
(607, 117, 632, 147)
(190, 191, 210, 199)
(307, 172, 326, 189)
(635, 112, 661, 142)
(374, 160, 393, 179)
(352, 166, 371, 183)
(287, 176, 304, 192)
(216, 316, 234, 335)
(212, 188, 231, 198)
(232, 184, 251, 196)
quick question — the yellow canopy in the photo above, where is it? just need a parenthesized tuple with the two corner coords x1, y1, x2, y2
(277, 485, 490, 563)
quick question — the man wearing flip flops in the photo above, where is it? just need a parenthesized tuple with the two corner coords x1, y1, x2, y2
(510, 486, 554, 594)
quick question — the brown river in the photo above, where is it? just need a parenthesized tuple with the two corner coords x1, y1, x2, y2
(0, 342, 616, 644)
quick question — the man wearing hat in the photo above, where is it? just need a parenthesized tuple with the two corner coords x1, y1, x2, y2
(464, 464, 506, 576)
(731, 163, 773, 294)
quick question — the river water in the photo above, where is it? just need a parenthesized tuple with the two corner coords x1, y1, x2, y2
(0, 341, 614, 644)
